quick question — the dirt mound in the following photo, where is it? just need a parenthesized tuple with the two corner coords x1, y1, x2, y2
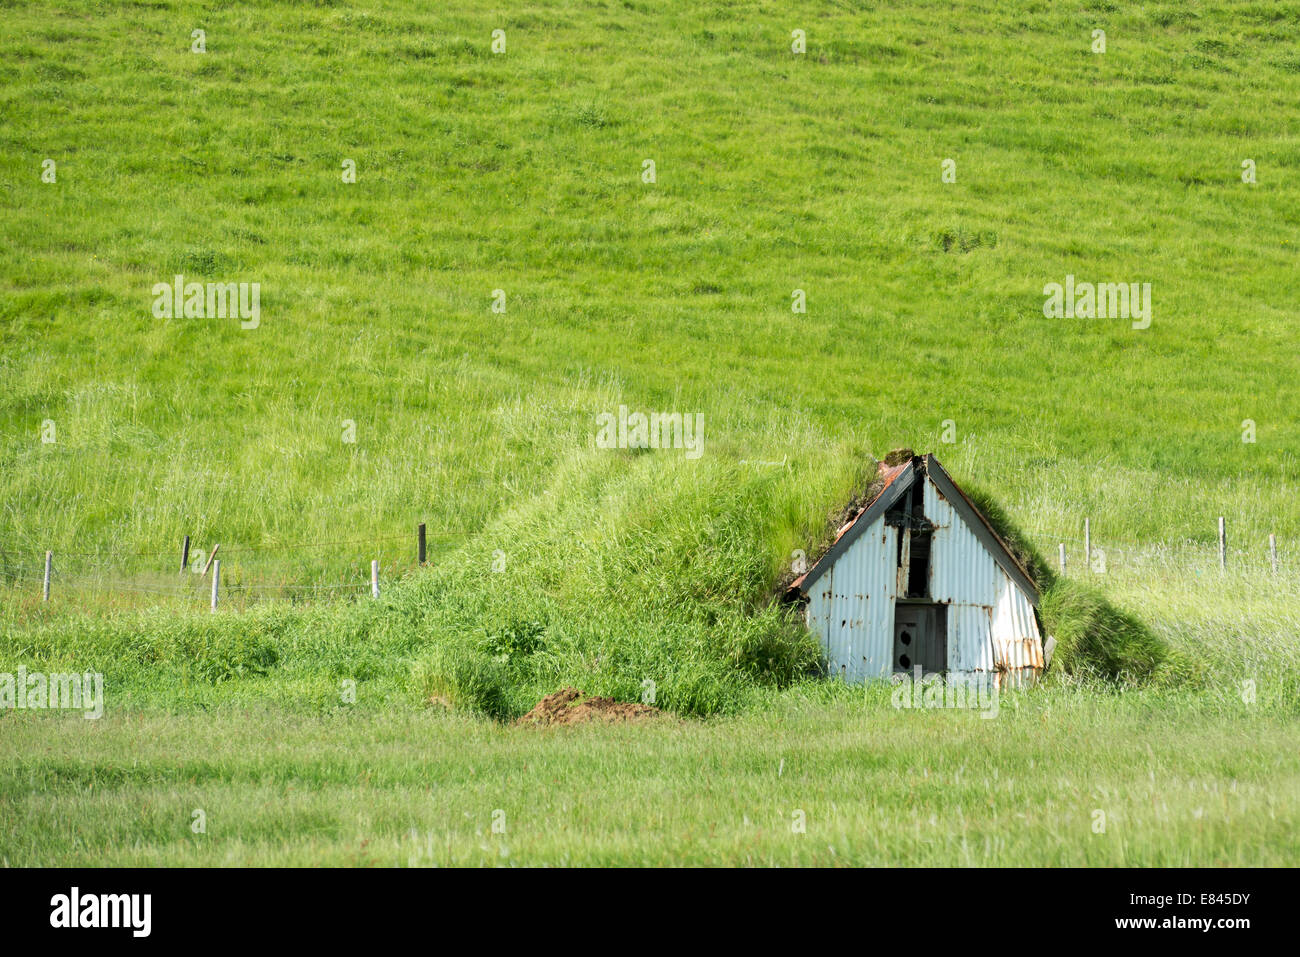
(516, 687, 663, 727)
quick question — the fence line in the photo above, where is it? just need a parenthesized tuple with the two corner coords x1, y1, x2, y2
(0, 522, 465, 609)
(2, 532, 456, 568)
(2, 516, 1292, 611)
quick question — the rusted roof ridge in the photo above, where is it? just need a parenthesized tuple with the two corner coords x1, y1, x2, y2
(791, 460, 915, 593)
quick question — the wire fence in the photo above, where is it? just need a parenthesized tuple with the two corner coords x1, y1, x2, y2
(0, 517, 1291, 612)
(1029, 522, 1285, 577)
(0, 526, 465, 610)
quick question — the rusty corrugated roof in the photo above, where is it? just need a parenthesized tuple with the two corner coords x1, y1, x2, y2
(788, 460, 913, 593)
(787, 455, 1040, 606)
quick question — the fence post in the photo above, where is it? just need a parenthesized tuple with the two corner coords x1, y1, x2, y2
(1218, 517, 1226, 571)
(180, 534, 190, 574)
(1058, 543, 1066, 575)
(1270, 533, 1278, 574)
(1084, 517, 1091, 574)
(43, 550, 52, 602)
(418, 523, 427, 566)
(371, 559, 380, 599)
(202, 543, 220, 577)
(210, 559, 220, 612)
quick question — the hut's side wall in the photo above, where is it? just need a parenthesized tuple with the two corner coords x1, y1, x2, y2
(993, 573, 1044, 686)
(805, 513, 897, 682)
(925, 478, 1043, 686)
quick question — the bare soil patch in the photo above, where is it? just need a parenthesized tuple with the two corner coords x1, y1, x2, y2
(516, 687, 663, 727)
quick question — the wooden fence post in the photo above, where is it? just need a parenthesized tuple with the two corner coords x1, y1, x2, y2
(418, 523, 427, 566)
(1218, 517, 1226, 570)
(210, 559, 220, 612)
(43, 550, 52, 602)
(371, 559, 380, 599)
(1058, 543, 1066, 574)
(1270, 533, 1278, 574)
(202, 543, 220, 577)
(180, 534, 190, 574)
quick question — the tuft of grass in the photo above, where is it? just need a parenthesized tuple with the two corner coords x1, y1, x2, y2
(1039, 579, 1166, 682)
(963, 479, 1168, 683)
(413, 646, 517, 722)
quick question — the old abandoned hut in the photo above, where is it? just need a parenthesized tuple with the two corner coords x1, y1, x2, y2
(786, 452, 1046, 688)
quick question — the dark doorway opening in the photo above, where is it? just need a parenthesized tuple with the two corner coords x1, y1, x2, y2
(893, 602, 947, 675)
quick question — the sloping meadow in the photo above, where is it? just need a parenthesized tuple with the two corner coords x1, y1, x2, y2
(404, 449, 849, 718)
(2, 448, 1179, 719)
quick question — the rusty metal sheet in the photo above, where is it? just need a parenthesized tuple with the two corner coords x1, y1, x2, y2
(790, 461, 913, 594)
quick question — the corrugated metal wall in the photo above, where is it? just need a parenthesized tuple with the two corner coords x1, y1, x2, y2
(927, 476, 1042, 684)
(924, 479, 998, 604)
(805, 513, 897, 681)
(993, 573, 1044, 685)
(806, 472, 1043, 685)
(947, 603, 995, 673)
(925, 475, 1042, 684)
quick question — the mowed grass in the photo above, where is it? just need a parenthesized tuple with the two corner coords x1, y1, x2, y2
(3, 686, 1297, 867)
(3, 0, 1300, 865)
(2, 557, 1298, 866)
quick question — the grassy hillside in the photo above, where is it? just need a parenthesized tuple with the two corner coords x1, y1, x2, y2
(2, 0, 1299, 568)
(1, 0, 1299, 866)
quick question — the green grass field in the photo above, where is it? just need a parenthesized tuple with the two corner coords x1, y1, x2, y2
(2, 0, 1299, 866)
